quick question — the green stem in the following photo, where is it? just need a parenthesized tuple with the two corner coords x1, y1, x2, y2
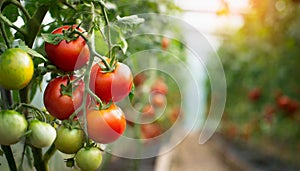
(1, 145, 17, 171)
(43, 144, 57, 166)
(87, 89, 104, 108)
(100, 0, 112, 59)
(0, 13, 27, 36)
(0, 20, 10, 48)
(25, 5, 50, 48)
(31, 147, 47, 171)
(94, 51, 111, 71)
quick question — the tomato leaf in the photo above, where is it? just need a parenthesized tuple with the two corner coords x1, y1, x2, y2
(19, 45, 47, 62)
(115, 15, 144, 30)
(2, 4, 19, 23)
(41, 33, 65, 45)
(0, 43, 7, 54)
(129, 83, 135, 103)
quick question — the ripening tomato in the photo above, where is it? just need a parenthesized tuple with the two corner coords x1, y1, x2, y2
(45, 25, 90, 71)
(75, 147, 102, 171)
(0, 48, 34, 90)
(0, 110, 28, 145)
(89, 62, 133, 103)
(44, 76, 84, 120)
(54, 125, 84, 154)
(27, 119, 56, 148)
(87, 104, 126, 144)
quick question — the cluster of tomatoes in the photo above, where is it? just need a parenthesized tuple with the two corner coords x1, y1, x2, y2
(0, 25, 133, 170)
(132, 72, 182, 140)
(248, 87, 299, 124)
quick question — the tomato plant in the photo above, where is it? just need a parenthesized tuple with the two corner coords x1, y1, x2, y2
(0, 0, 182, 170)
(43, 76, 84, 120)
(54, 125, 84, 154)
(75, 147, 102, 171)
(89, 62, 133, 103)
(87, 104, 126, 144)
(44, 25, 90, 72)
(0, 110, 28, 145)
(27, 119, 56, 148)
(0, 48, 34, 90)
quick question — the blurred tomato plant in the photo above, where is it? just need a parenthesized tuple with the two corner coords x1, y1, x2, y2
(211, 0, 300, 166)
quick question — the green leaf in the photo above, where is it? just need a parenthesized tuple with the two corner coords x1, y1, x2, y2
(41, 33, 64, 45)
(2, 4, 19, 23)
(18, 45, 47, 61)
(0, 43, 7, 54)
(129, 84, 135, 103)
(115, 15, 144, 32)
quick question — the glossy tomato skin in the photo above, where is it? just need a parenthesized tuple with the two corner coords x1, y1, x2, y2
(44, 76, 84, 120)
(75, 147, 102, 171)
(54, 125, 84, 154)
(45, 25, 90, 71)
(89, 62, 133, 103)
(87, 104, 126, 144)
(28, 119, 56, 148)
(0, 48, 34, 90)
(0, 110, 28, 145)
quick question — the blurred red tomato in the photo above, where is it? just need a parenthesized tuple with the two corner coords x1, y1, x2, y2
(141, 123, 162, 139)
(151, 93, 166, 107)
(151, 78, 168, 95)
(248, 87, 261, 101)
(133, 72, 146, 87)
(161, 37, 170, 50)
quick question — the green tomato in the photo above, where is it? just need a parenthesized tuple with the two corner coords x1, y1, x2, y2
(75, 147, 102, 171)
(54, 125, 84, 154)
(28, 119, 56, 148)
(0, 48, 34, 90)
(0, 110, 28, 145)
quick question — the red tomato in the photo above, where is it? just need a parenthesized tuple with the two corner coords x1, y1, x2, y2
(276, 95, 290, 109)
(141, 123, 162, 139)
(151, 93, 166, 107)
(169, 107, 182, 123)
(45, 25, 90, 71)
(142, 105, 155, 118)
(161, 37, 170, 50)
(44, 76, 84, 120)
(87, 104, 126, 144)
(133, 72, 146, 87)
(151, 78, 168, 95)
(248, 87, 261, 101)
(89, 62, 133, 103)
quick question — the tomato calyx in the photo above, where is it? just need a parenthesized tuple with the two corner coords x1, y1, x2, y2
(42, 25, 87, 45)
(65, 157, 75, 168)
(59, 77, 82, 97)
(62, 119, 81, 130)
